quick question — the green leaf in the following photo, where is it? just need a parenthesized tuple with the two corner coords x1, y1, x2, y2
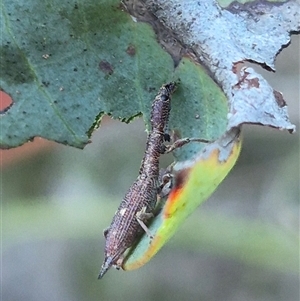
(0, 0, 176, 148)
(0, 0, 228, 150)
(1, 0, 297, 149)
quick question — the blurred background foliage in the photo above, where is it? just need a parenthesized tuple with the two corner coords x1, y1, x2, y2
(1, 36, 299, 301)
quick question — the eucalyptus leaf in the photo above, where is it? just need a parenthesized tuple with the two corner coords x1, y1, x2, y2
(1, 0, 297, 150)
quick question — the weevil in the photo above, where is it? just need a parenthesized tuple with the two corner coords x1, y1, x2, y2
(98, 83, 177, 279)
(122, 127, 242, 271)
(98, 82, 211, 279)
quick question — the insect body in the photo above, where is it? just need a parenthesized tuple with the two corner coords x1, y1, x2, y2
(98, 83, 176, 279)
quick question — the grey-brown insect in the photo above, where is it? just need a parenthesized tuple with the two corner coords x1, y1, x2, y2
(98, 82, 176, 279)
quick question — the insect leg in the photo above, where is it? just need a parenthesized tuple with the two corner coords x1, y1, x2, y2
(157, 169, 173, 198)
(136, 207, 154, 239)
(164, 137, 212, 153)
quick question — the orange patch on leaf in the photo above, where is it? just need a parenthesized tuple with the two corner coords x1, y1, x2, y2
(163, 188, 182, 217)
(163, 167, 190, 218)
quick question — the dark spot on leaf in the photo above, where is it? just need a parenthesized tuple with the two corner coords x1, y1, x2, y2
(273, 90, 286, 108)
(232, 62, 241, 74)
(74, 3, 79, 9)
(42, 81, 50, 87)
(173, 168, 190, 191)
(0, 91, 14, 114)
(74, 68, 78, 72)
(247, 77, 259, 88)
(233, 68, 260, 89)
(126, 44, 136, 56)
(99, 60, 114, 75)
(0, 45, 35, 85)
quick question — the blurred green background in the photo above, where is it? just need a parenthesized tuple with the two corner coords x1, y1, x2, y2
(2, 36, 299, 301)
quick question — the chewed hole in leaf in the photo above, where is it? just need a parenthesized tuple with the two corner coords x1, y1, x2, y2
(0, 91, 14, 114)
